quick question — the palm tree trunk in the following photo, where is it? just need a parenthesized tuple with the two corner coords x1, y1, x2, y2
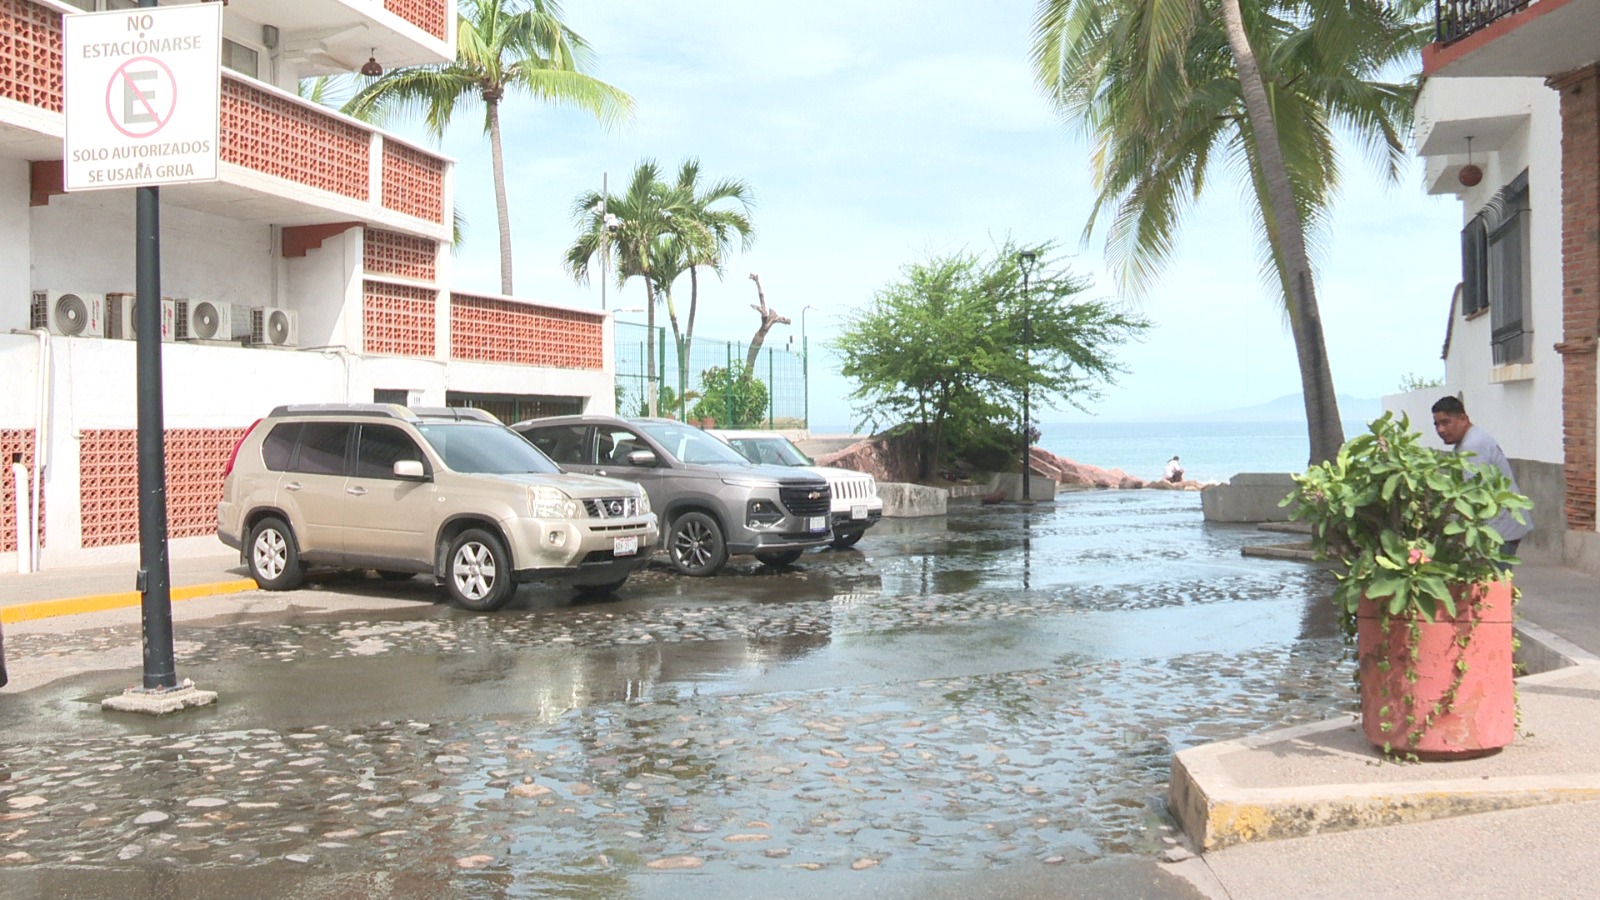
(1219, 0, 1344, 465)
(684, 267, 700, 414)
(487, 97, 514, 295)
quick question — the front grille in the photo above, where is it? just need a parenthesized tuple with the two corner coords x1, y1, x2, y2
(584, 496, 640, 519)
(779, 484, 831, 517)
(831, 478, 874, 501)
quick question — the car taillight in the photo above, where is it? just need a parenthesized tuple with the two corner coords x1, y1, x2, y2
(223, 418, 261, 479)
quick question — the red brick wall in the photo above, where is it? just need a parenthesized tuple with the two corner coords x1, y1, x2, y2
(449, 294, 605, 370)
(364, 229, 438, 282)
(78, 429, 248, 548)
(364, 280, 438, 357)
(1, 430, 43, 553)
(1554, 65, 1600, 531)
(0, 0, 62, 112)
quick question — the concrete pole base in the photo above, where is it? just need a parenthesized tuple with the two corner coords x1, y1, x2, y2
(101, 678, 218, 715)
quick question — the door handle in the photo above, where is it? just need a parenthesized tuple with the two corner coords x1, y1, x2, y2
(285, 481, 302, 491)
(595, 469, 609, 476)
(346, 486, 367, 496)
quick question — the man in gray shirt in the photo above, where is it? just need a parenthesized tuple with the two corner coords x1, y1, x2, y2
(1431, 396, 1532, 556)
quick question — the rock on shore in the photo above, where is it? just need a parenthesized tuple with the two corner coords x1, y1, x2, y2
(812, 436, 1205, 491)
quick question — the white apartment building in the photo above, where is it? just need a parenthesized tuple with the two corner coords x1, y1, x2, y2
(2, 0, 616, 570)
(1388, 0, 1600, 575)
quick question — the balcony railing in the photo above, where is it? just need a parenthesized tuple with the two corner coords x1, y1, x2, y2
(0, 0, 63, 113)
(1436, 0, 1532, 45)
(386, 0, 450, 42)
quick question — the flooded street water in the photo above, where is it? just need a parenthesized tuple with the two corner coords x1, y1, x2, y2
(0, 490, 1352, 898)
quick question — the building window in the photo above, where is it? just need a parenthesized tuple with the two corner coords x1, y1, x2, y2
(1462, 170, 1532, 365)
(222, 39, 260, 80)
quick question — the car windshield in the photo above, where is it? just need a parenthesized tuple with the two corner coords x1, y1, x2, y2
(637, 421, 752, 465)
(725, 436, 812, 467)
(416, 422, 562, 474)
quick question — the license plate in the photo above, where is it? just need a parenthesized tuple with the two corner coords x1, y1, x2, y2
(851, 504, 868, 520)
(808, 516, 828, 533)
(613, 535, 638, 557)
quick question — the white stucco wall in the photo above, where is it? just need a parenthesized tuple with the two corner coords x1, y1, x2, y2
(1, 159, 30, 334)
(1408, 77, 1565, 466)
(30, 190, 276, 316)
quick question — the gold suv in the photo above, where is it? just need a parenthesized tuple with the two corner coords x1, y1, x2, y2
(217, 405, 658, 611)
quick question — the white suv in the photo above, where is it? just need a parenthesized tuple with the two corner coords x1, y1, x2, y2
(708, 430, 883, 549)
(217, 405, 658, 611)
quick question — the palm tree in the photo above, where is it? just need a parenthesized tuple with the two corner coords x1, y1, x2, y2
(1031, 0, 1429, 464)
(346, 0, 633, 295)
(567, 161, 690, 414)
(667, 160, 756, 380)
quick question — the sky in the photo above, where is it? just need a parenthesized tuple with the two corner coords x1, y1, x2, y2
(419, 0, 1464, 430)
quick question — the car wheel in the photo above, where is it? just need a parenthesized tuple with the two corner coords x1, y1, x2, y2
(754, 549, 805, 567)
(573, 577, 628, 598)
(444, 528, 515, 612)
(375, 570, 414, 582)
(667, 511, 727, 577)
(248, 517, 304, 591)
(830, 529, 865, 550)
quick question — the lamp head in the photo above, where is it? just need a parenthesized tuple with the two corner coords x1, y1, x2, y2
(361, 54, 383, 77)
(1018, 249, 1038, 276)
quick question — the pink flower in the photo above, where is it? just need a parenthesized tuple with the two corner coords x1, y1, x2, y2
(1408, 548, 1431, 565)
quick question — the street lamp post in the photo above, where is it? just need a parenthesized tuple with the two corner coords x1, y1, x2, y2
(1018, 250, 1038, 503)
(801, 305, 819, 429)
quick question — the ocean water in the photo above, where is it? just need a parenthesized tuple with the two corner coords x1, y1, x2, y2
(1035, 420, 1369, 484)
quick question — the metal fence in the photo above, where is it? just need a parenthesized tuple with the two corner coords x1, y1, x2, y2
(615, 322, 810, 428)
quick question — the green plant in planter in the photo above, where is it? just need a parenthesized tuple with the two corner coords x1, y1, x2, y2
(1283, 412, 1530, 625)
(1284, 412, 1532, 756)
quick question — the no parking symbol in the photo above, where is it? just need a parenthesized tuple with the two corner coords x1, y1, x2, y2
(107, 56, 177, 138)
(63, 4, 221, 191)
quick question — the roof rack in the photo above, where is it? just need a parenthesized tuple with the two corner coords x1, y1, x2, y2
(411, 406, 500, 424)
(267, 403, 418, 421)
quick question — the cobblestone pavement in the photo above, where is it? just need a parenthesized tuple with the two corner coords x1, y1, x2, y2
(0, 491, 1350, 897)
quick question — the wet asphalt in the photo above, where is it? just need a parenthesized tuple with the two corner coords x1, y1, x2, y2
(0, 490, 1348, 899)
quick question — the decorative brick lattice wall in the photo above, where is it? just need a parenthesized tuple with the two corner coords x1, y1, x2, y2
(364, 229, 437, 282)
(1556, 65, 1600, 531)
(1, 430, 43, 554)
(381, 141, 446, 223)
(364, 280, 437, 357)
(79, 429, 247, 548)
(222, 78, 369, 201)
(0, 0, 62, 112)
(450, 294, 604, 370)
(386, 0, 449, 42)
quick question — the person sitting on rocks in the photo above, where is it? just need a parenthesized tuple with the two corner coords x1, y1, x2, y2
(1164, 455, 1184, 483)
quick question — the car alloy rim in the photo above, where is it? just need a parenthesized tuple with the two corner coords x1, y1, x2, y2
(254, 530, 285, 579)
(675, 521, 711, 569)
(453, 542, 495, 600)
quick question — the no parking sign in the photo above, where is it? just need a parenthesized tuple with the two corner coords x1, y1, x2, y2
(63, 3, 222, 191)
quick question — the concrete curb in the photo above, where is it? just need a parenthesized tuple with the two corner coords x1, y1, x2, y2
(0, 579, 257, 624)
(1169, 625, 1600, 852)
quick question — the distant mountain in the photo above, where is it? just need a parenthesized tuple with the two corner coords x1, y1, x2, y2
(1197, 393, 1382, 423)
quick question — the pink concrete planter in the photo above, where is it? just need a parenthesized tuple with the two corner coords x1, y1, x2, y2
(1357, 579, 1516, 758)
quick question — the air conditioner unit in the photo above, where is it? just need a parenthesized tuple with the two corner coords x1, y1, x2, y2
(181, 299, 249, 342)
(106, 292, 176, 342)
(30, 290, 106, 338)
(249, 307, 299, 348)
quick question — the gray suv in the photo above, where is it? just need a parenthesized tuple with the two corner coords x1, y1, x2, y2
(513, 415, 832, 576)
(217, 405, 658, 611)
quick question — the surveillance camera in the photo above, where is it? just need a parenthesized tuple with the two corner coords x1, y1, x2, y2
(603, 213, 621, 233)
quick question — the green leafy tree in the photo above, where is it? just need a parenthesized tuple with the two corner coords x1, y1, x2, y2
(691, 366, 770, 428)
(1031, 0, 1430, 463)
(346, 0, 634, 295)
(837, 242, 1147, 480)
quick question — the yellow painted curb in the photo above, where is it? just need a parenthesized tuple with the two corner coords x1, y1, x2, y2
(0, 579, 257, 624)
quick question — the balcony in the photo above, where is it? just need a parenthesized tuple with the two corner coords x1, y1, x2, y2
(2, 1, 450, 237)
(1426, 0, 1600, 78)
(223, 0, 453, 74)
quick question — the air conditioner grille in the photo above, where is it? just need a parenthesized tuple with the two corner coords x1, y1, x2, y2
(52, 293, 95, 337)
(252, 308, 294, 346)
(192, 301, 224, 340)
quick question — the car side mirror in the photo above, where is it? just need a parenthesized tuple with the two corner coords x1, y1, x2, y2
(626, 449, 658, 467)
(393, 460, 428, 480)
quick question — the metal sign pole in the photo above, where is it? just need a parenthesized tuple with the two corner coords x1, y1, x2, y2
(135, 174, 176, 690)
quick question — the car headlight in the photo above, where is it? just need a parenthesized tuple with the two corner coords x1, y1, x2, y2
(635, 487, 651, 515)
(529, 485, 581, 519)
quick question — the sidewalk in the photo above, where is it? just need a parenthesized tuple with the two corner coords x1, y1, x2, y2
(0, 551, 252, 623)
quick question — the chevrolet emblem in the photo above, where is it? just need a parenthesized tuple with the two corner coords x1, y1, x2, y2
(808, 490, 822, 500)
